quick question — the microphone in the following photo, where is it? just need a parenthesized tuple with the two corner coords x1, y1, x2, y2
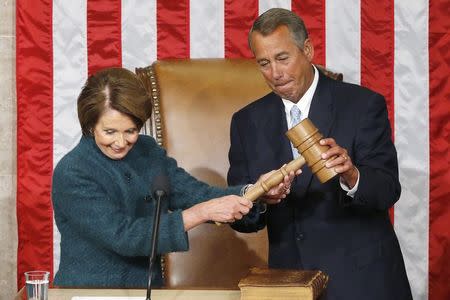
(146, 174, 170, 300)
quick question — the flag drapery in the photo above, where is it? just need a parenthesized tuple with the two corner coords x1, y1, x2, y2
(16, 1, 449, 299)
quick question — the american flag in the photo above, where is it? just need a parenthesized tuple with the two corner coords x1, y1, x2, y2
(16, 1, 449, 299)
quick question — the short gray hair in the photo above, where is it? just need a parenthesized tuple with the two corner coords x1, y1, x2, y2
(248, 8, 309, 52)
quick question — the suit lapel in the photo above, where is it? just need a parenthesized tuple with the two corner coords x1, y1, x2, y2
(309, 72, 335, 138)
(258, 93, 293, 169)
(295, 72, 336, 196)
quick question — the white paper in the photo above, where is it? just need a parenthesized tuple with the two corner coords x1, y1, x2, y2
(71, 297, 145, 300)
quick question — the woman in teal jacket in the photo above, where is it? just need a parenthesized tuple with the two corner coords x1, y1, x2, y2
(52, 67, 292, 288)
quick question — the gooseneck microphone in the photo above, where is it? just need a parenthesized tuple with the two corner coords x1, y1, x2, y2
(146, 174, 170, 300)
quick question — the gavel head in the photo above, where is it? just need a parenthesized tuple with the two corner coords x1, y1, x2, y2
(286, 118, 338, 183)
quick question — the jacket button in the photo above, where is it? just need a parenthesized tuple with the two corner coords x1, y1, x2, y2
(296, 233, 305, 241)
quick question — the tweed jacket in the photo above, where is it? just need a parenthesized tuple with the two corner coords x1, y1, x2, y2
(52, 135, 242, 287)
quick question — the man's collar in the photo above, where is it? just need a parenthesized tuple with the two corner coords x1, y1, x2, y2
(282, 65, 318, 116)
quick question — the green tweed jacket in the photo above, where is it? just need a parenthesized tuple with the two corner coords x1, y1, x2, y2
(52, 135, 242, 287)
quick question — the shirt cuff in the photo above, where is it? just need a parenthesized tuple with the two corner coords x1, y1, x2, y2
(339, 168, 360, 198)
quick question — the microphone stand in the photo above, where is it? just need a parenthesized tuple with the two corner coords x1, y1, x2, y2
(146, 190, 163, 300)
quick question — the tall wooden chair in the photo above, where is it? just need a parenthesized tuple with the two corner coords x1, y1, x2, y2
(135, 59, 342, 289)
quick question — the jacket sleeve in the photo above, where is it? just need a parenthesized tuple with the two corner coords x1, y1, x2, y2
(52, 162, 189, 257)
(152, 144, 243, 211)
(227, 113, 267, 233)
(341, 93, 401, 211)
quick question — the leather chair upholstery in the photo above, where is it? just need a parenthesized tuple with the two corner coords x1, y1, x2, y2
(135, 59, 342, 289)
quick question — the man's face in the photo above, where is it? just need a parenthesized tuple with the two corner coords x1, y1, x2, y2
(251, 25, 314, 103)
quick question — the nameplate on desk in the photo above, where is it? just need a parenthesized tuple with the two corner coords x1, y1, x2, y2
(72, 297, 144, 300)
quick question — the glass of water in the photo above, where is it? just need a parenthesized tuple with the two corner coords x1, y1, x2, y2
(24, 271, 49, 300)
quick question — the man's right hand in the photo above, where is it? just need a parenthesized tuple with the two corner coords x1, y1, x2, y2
(256, 168, 301, 205)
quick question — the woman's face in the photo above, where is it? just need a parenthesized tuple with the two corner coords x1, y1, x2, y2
(92, 107, 139, 160)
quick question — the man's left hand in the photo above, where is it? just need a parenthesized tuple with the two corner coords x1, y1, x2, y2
(320, 138, 358, 189)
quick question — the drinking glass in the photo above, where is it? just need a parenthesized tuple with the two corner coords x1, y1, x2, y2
(24, 271, 49, 300)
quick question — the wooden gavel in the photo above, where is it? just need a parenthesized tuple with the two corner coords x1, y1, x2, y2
(243, 118, 338, 201)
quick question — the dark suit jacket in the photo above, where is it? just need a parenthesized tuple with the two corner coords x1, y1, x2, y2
(227, 71, 412, 300)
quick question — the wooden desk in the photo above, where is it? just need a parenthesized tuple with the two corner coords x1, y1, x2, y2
(16, 288, 240, 300)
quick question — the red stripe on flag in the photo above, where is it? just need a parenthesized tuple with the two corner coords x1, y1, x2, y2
(360, 1, 395, 223)
(360, 0, 395, 131)
(16, 0, 54, 289)
(157, 1, 190, 59)
(224, 0, 258, 58)
(429, 0, 450, 298)
(292, 0, 326, 66)
(87, 0, 122, 75)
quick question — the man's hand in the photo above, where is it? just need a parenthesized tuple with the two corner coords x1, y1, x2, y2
(320, 138, 359, 188)
(257, 168, 301, 205)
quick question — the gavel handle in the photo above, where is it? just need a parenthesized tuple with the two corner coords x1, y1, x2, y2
(215, 156, 305, 226)
(243, 156, 306, 202)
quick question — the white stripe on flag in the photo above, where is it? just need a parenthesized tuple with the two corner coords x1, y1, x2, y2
(394, 1, 429, 299)
(258, 0, 291, 15)
(190, 0, 224, 58)
(122, 0, 157, 70)
(325, 0, 361, 84)
(52, 0, 88, 275)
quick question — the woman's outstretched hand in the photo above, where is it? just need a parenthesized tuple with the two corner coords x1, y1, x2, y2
(182, 195, 253, 231)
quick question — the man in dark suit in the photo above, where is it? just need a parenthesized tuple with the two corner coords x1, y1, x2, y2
(228, 8, 412, 299)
